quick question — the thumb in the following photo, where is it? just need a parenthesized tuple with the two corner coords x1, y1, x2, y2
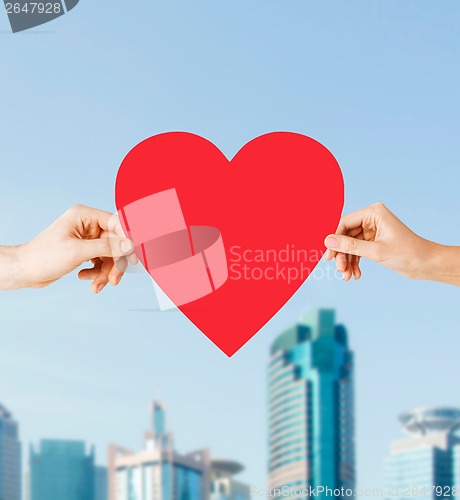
(324, 235, 379, 260)
(75, 237, 134, 262)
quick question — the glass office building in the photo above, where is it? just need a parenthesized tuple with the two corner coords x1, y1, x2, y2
(30, 440, 96, 500)
(0, 404, 21, 500)
(95, 466, 108, 500)
(268, 309, 355, 496)
(108, 402, 209, 500)
(385, 407, 460, 498)
(109, 402, 250, 500)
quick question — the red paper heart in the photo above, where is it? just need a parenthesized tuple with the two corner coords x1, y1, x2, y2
(115, 132, 344, 356)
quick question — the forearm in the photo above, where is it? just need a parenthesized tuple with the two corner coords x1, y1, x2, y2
(0, 245, 27, 290)
(421, 243, 460, 286)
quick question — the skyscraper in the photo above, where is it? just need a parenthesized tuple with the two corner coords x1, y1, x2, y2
(108, 401, 250, 500)
(268, 308, 355, 495)
(108, 402, 210, 500)
(30, 440, 96, 500)
(0, 404, 21, 500)
(385, 407, 460, 497)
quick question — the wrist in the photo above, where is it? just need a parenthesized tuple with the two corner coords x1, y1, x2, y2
(417, 241, 460, 286)
(0, 244, 29, 290)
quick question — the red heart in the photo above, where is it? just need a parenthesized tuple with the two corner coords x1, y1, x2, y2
(115, 132, 344, 356)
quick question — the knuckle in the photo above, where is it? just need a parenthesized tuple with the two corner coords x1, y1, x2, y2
(99, 238, 113, 256)
(66, 204, 85, 217)
(371, 202, 386, 213)
(344, 237, 356, 254)
(108, 213, 121, 232)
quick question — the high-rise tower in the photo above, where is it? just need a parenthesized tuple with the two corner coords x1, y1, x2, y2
(268, 309, 355, 496)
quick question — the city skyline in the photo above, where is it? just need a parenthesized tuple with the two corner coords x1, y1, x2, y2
(3, 298, 460, 497)
(1, 397, 251, 500)
(4, 308, 356, 499)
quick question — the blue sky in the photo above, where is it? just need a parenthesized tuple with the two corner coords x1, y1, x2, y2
(1, 0, 460, 492)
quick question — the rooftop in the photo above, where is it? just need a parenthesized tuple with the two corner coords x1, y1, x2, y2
(211, 459, 244, 477)
(400, 407, 460, 435)
(271, 308, 348, 355)
(0, 404, 12, 419)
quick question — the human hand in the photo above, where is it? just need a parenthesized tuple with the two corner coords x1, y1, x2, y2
(324, 202, 442, 282)
(13, 205, 136, 293)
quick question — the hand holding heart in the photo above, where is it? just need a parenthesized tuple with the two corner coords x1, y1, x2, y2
(0, 205, 135, 293)
(324, 202, 460, 286)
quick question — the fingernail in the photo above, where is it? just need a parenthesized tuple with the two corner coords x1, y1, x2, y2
(120, 239, 134, 254)
(96, 283, 106, 294)
(325, 236, 338, 249)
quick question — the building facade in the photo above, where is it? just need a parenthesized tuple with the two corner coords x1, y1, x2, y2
(95, 466, 108, 500)
(268, 309, 355, 495)
(0, 404, 21, 500)
(30, 440, 96, 500)
(109, 402, 250, 500)
(385, 407, 460, 498)
(109, 402, 210, 500)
